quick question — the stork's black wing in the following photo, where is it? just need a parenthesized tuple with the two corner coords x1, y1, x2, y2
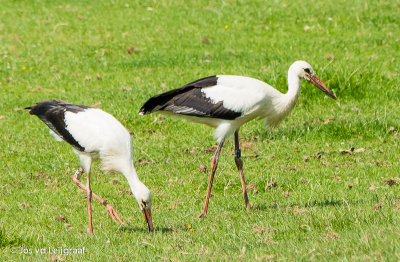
(26, 100, 90, 151)
(138, 76, 241, 120)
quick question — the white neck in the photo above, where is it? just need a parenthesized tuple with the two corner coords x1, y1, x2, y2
(122, 163, 141, 193)
(280, 67, 301, 113)
(286, 67, 301, 99)
(263, 67, 301, 128)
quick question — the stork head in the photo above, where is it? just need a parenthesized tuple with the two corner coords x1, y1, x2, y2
(133, 182, 153, 232)
(290, 60, 337, 100)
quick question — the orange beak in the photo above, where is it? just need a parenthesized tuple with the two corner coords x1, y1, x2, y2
(309, 74, 337, 100)
(142, 208, 154, 232)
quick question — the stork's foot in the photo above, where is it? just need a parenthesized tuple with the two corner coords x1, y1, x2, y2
(106, 204, 124, 225)
(74, 168, 84, 180)
(197, 212, 207, 219)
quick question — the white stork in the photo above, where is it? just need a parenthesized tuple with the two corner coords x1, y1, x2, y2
(139, 61, 336, 218)
(26, 100, 153, 234)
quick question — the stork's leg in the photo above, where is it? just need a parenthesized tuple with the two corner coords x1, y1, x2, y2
(86, 168, 93, 236)
(234, 131, 250, 211)
(72, 169, 124, 227)
(198, 138, 225, 218)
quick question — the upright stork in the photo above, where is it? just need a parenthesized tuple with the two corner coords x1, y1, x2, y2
(139, 61, 336, 218)
(26, 100, 153, 234)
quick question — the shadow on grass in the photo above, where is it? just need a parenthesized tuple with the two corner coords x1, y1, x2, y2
(120, 226, 173, 234)
(0, 228, 25, 248)
(304, 199, 347, 207)
(250, 198, 365, 211)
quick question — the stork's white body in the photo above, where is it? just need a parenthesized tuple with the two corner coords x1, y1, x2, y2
(51, 108, 145, 197)
(190, 74, 300, 141)
(64, 109, 134, 173)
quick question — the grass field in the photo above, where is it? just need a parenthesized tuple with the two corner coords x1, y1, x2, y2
(1, 0, 400, 260)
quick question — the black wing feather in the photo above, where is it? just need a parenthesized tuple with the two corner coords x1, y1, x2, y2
(139, 76, 241, 120)
(26, 100, 90, 151)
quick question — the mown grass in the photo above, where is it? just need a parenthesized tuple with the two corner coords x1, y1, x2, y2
(1, 0, 400, 260)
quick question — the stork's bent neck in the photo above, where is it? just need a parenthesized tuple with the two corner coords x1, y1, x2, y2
(263, 69, 301, 128)
(279, 68, 302, 113)
(286, 69, 301, 99)
(123, 164, 141, 191)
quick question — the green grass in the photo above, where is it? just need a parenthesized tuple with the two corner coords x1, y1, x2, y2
(1, 0, 400, 260)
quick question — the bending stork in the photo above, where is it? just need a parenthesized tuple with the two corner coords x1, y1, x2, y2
(26, 100, 153, 234)
(139, 61, 336, 218)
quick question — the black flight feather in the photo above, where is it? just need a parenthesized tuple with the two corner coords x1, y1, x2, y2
(26, 100, 90, 151)
(139, 76, 241, 120)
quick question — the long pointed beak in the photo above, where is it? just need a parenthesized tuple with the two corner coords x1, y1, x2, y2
(309, 74, 337, 100)
(142, 208, 154, 232)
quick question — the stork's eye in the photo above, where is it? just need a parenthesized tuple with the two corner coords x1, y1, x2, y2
(304, 68, 311, 74)
(142, 200, 146, 207)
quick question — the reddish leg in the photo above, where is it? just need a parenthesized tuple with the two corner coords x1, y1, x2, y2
(198, 138, 225, 218)
(86, 169, 93, 235)
(234, 131, 250, 211)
